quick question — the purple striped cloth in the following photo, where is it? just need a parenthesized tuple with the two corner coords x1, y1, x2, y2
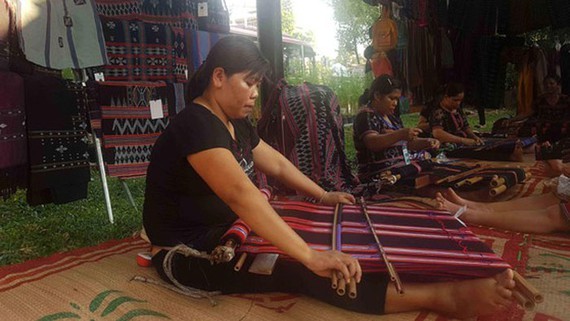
(228, 200, 510, 282)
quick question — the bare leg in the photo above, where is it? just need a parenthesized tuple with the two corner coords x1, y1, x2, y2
(384, 269, 515, 319)
(437, 192, 570, 233)
(442, 188, 559, 212)
(544, 159, 570, 177)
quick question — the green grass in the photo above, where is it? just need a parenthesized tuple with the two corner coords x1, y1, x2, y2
(0, 108, 514, 267)
(0, 173, 145, 266)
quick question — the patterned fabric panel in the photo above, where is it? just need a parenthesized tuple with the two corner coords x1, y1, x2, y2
(258, 80, 358, 194)
(0, 71, 26, 199)
(94, 0, 198, 29)
(100, 17, 183, 82)
(24, 76, 91, 205)
(89, 81, 169, 178)
(234, 200, 510, 282)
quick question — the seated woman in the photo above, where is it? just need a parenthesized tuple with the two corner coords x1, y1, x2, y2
(425, 82, 484, 146)
(529, 75, 570, 176)
(353, 75, 440, 183)
(143, 36, 514, 319)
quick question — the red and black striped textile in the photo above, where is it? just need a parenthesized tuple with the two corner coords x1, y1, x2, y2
(226, 200, 510, 282)
(444, 137, 537, 161)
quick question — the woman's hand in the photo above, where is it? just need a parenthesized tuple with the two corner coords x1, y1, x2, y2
(474, 137, 485, 145)
(303, 249, 362, 284)
(423, 138, 440, 149)
(320, 191, 356, 206)
(462, 138, 479, 146)
(399, 127, 422, 141)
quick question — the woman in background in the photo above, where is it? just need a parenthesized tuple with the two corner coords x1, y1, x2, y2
(421, 82, 484, 146)
(353, 75, 440, 182)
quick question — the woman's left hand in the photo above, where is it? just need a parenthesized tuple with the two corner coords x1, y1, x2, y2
(320, 191, 356, 206)
(474, 137, 485, 145)
(426, 138, 440, 149)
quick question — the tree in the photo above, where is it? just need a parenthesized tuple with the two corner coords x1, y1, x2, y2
(281, 0, 314, 43)
(281, 0, 296, 36)
(331, 0, 378, 65)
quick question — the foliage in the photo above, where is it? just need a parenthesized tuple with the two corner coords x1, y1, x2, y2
(331, 0, 378, 64)
(281, 0, 314, 43)
(285, 59, 372, 115)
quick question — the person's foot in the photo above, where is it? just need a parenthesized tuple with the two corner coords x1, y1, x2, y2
(543, 159, 570, 177)
(441, 188, 486, 211)
(434, 269, 515, 319)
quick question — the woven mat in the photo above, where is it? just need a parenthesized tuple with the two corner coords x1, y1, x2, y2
(1, 159, 568, 320)
(1, 229, 569, 320)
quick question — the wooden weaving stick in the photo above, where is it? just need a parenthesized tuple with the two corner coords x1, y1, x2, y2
(434, 164, 485, 185)
(331, 203, 340, 290)
(359, 197, 404, 294)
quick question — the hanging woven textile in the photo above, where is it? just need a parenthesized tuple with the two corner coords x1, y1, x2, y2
(24, 75, 91, 205)
(99, 17, 175, 82)
(88, 80, 169, 178)
(0, 71, 26, 199)
(17, 0, 108, 70)
(258, 80, 358, 195)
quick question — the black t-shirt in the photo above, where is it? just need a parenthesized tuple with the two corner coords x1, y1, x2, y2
(143, 102, 260, 250)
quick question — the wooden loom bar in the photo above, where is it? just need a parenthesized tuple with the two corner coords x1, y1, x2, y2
(331, 203, 340, 290)
(513, 270, 543, 303)
(359, 197, 404, 294)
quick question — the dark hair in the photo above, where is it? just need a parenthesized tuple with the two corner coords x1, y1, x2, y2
(543, 74, 561, 84)
(187, 36, 271, 101)
(358, 88, 370, 106)
(440, 82, 465, 97)
(368, 74, 402, 102)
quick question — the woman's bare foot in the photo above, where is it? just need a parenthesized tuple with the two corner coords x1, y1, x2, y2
(441, 188, 487, 211)
(435, 192, 481, 224)
(433, 269, 515, 319)
(543, 159, 570, 177)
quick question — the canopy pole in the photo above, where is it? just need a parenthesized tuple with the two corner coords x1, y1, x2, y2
(256, 0, 284, 105)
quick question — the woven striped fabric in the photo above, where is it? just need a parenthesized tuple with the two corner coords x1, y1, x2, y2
(230, 200, 510, 282)
(89, 80, 169, 178)
(444, 137, 537, 161)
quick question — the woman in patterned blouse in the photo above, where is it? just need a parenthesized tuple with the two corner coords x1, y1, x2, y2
(353, 75, 439, 182)
(427, 83, 484, 146)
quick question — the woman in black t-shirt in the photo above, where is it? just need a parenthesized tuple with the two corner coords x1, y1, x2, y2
(143, 36, 515, 318)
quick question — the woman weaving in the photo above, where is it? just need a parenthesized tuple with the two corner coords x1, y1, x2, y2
(143, 36, 515, 318)
(421, 82, 484, 146)
(353, 75, 440, 183)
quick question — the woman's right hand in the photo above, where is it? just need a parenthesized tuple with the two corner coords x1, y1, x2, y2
(303, 249, 362, 284)
(462, 138, 479, 146)
(399, 127, 422, 141)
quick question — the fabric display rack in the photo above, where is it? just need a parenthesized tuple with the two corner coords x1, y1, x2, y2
(0, 0, 230, 223)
